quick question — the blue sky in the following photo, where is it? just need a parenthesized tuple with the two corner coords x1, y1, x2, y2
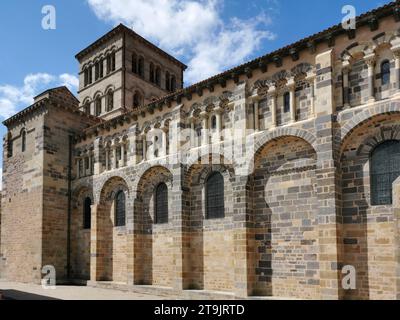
(0, 0, 392, 186)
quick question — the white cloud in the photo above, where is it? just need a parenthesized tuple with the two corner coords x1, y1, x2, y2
(87, 0, 277, 84)
(0, 73, 79, 120)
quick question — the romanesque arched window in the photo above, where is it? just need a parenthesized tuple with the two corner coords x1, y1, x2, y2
(88, 66, 93, 84)
(370, 140, 400, 205)
(211, 115, 217, 130)
(21, 129, 26, 153)
(138, 57, 144, 78)
(111, 52, 116, 71)
(115, 190, 126, 227)
(155, 183, 168, 224)
(133, 92, 142, 108)
(150, 63, 155, 83)
(381, 60, 391, 86)
(284, 92, 290, 113)
(106, 90, 114, 112)
(95, 96, 102, 116)
(165, 71, 170, 91)
(155, 67, 161, 86)
(84, 68, 89, 87)
(84, 101, 91, 115)
(206, 172, 225, 219)
(170, 75, 176, 92)
(132, 53, 138, 74)
(83, 197, 92, 229)
(99, 59, 104, 78)
(95, 61, 100, 81)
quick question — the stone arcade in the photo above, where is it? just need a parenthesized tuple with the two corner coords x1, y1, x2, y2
(1, 2, 400, 300)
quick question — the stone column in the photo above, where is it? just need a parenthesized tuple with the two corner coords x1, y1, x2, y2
(342, 64, 350, 108)
(127, 125, 139, 166)
(288, 78, 296, 123)
(113, 145, 118, 169)
(392, 49, 400, 94)
(365, 54, 376, 103)
(393, 178, 400, 299)
(233, 175, 253, 298)
(200, 111, 209, 146)
(121, 142, 126, 167)
(189, 117, 196, 148)
(268, 86, 277, 128)
(215, 106, 223, 142)
(170, 168, 185, 291)
(162, 128, 168, 156)
(313, 49, 342, 300)
(253, 99, 260, 132)
(93, 137, 102, 175)
(105, 148, 110, 171)
(142, 134, 147, 162)
(89, 204, 100, 283)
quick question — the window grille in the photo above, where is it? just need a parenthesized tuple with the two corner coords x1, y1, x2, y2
(370, 140, 400, 205)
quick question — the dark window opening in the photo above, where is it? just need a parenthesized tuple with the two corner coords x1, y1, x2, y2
(206, 172, 225, 219)
(284, 92, 290, 113)
(115, 190, 126, 227)
(83, 197, 92, 229)
(370, 140, 400, 205)
(381, 60, 391, 86)
(155, 183, 168, 224)
(21, 130, 26, 153)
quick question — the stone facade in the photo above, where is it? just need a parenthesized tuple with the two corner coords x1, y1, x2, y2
(2, 2, 400, 300)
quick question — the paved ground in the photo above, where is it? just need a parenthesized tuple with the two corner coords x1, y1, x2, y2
(0, 280, 169, 300)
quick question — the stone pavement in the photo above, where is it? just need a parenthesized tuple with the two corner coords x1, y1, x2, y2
(0, 280, 171, 300)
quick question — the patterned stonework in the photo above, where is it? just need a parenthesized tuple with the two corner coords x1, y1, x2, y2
(2, 2, 400, 300)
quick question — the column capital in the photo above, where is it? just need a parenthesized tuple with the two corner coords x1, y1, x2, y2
(286, 77, 296, 88)
(214, 106, 224, 114)
(364, 53, 376, 67)
(267, 85, 277, 96)
(200, 111, 209, 119)
(392, 47, 400, 59)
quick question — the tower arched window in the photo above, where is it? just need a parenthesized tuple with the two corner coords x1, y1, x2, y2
(170, 75, 176, 92)
(84, 68, 89, 87)
(150, 63, 155, 83)
(381, 60, 391, 86)
(133, 92, 141, 108)
(95, 61, 100, 81)
(165, 71, 170, 91)
(155, 183, 168, 224)
(21, 130, 26, 153)
(206, 172, 225, 219)
(111, 52, 116, 71)
(83, 197, 92, 229)
(84, 101, 91, 115)
(155, 67, 161, 86)
(106, 90, 114, 112)
(100, 59, 104, 78)
(138, 57, 144, 78)
(88, 66, 93, 84)
(95, 96, 102, 116)
(132, 53, 138, 74)
(284, 92, 290, 113)
(370, 140, 400, 205)
(115, 190, 126, 227)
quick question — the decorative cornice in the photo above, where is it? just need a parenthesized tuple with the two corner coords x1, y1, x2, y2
(75, 24, 187, 70)
(79, 1, 400, 141)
